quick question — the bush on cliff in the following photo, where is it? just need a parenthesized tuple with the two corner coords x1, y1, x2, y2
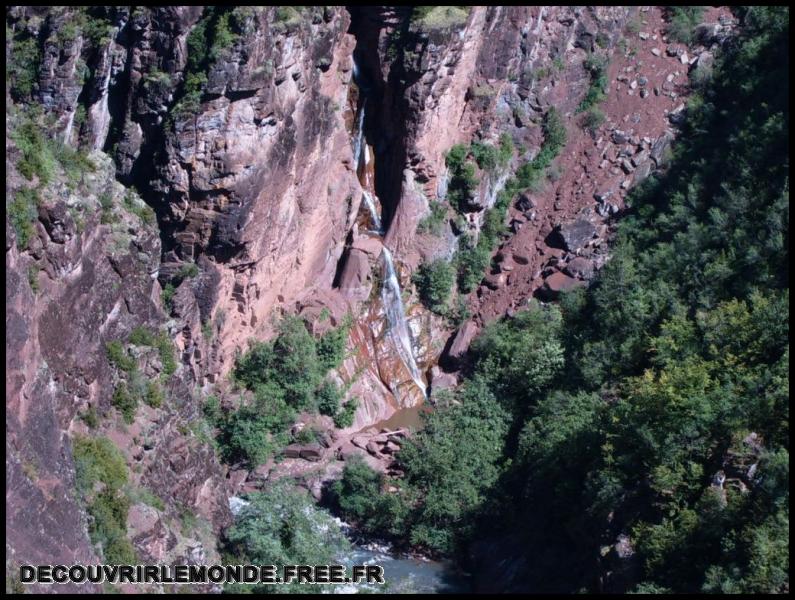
(413, 259, 455, 314)
(73, 436, 137, 564)
(219, 315, 352, 466)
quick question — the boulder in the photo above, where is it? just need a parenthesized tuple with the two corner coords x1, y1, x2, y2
(482, 272, 505, 290)
(442, 320, 479, 368)
(37, 202, 75, 244)
(650, 131, 674, 167)
(430, 366, 457, 396)
(283, 444, 302, 459)
(693, 22, 727, 46)
(383, 442, 401, 454)
(574, 23, 595, 52)
(351, 435, 369, 450)
(563, 257, 595, 280)
(299, 443, 324, 462)
(338, 248, 372, 301)
(516, 192, 535, 212)
(538, 271, 586, 300)
(547, 217, 598, 253)
(631, 161, 653, 187)
(611, 130, 629, 144)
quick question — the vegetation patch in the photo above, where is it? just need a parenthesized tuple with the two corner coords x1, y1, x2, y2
(411, 6, 471, 31)
(330, 10, 790, 592)
(416, 200, 449, 236)
(223, 483, 349, 593)
(665, 6, 707, 44)
(73, 435, 137, 564)
(412, 259, 456, 315)
(212, 315, 352, 466)
(453, 108, 566, 293)
(576, 52, 609, 113)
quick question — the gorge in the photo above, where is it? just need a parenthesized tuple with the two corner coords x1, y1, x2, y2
(5, 5, 789, 595)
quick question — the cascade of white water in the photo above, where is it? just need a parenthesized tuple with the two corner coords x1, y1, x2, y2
(529, 7, 546, 63)
(352, 100, 366, 170)
(361, 191, 383, 233)
(63, 110, 75, 145)
(89, 34, 117, 150)
(534, 6, 546, 35)
(380, 248, 427, 399)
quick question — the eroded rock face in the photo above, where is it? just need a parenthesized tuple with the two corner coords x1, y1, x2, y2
(6, 5, 730, 584)
(5, 147, 230, 586)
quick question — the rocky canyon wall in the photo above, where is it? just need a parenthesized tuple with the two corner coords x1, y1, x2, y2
(6, 5, 734, 590)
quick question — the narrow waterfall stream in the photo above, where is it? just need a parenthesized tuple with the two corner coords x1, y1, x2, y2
(350, 58, 426, 400)
(380, 249, 427, 399)
(361, 190, 383, 234)
(328, 54, 460, 592)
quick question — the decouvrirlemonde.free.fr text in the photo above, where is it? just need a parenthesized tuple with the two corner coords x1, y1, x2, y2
(20, 564, 385, 586)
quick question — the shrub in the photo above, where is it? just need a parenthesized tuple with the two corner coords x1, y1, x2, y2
(8, 32, 41, 100)
(128, 326, 156, 347)
(154, 332, 177, 376)
(112, 384, 137, 424)
(82, 11, 115, 47)
(56, 144, 95, 188)
(88, 489, 136, 563)
(317, 379, 343, 417)
(455, 241, 490, 294)
(470, 141, 499, 172)
(82, 406, 99, 429)
(10, 116, 57, 184)
(161, 283, 176, 312)
(411, 6, 470, 31)
(73, 436, 135, 564)
(498, 133, 514, 165)
(577, 53, 609, 113)
(328, 456, 385, 527)
(665, 6, 706, 44)
(317, 317, 350, 371)
(8, 187, 40, 250)
(582, 106, 606, 132)
(178, 263, 199, 279)
(333, 397, 358, 429)
(203, 395, 222, 425)
(417, 201, 448, 236)
(126, 486, 165, 511)
(144, 381, 164, 409)
(28, 265, 40, 293)
(122, 190, 156, 225)
(210, 11, 238, 61)
(224, 483, 349, 593)
(105, 340, 136, 372)
(445, 146, 479, 214)
(73, 435, 129, 494)
(222, 316, 354, 465)
(413, 259, 455, 314)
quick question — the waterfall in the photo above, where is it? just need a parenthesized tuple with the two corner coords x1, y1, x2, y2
(63, 110, 75, 145)
(534, 6, 545, 35)
(380, 248, 427, 399)
(529, 7, 546, 63)
(361, 191, 383, 233)
(352, 100, 366, 170)
(352, 57, 360, 82)
(88, 35, 117, 150)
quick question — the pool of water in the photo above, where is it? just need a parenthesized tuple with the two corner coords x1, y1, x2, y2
(359, 403, 432, 434)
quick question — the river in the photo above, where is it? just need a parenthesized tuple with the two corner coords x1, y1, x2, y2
(337, 538, 471, 594)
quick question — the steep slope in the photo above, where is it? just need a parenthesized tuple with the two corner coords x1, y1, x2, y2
(5, 5, 752, 593)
